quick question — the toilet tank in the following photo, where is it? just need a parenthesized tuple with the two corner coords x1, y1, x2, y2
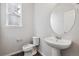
(32, 37, 40, 46)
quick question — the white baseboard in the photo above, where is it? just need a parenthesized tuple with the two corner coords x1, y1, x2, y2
(5, 50, 23, 56)
(5, 49, 46, 56)
(38, 50, 46, 56)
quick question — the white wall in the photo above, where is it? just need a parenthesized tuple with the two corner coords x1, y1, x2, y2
(1, 3, 79, 56)
(0, 4, 2, 54)
(34, 3, 79, 56)
(34, 3, 57, 56)
(61, 5, 79, 56)
(0, 3, 33, 55)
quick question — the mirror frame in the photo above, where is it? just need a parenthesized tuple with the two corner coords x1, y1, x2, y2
(50, 4, 76, 36)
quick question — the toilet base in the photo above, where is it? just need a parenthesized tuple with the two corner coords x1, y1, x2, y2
(24, 47, 37, 56)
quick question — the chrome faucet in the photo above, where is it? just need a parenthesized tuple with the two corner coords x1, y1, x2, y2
(56, 36, 62, 39)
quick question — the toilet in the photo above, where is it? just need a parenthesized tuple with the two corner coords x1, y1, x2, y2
(23, 37, 40, 56)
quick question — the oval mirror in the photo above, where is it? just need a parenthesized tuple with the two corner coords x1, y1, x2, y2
(50, 4, 75, 36)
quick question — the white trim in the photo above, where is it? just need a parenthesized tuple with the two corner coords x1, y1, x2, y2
(38, 50, 46, 56)
(5, 50, 23, 56)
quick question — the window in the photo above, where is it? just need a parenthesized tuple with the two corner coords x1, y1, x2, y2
(6, 3, 22, 27)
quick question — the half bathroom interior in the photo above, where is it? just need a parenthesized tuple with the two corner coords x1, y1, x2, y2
(0, 3, 79, 56)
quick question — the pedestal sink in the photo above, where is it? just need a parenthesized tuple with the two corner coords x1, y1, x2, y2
(44, 37, 72, 55)
(44, 37, 72, 49)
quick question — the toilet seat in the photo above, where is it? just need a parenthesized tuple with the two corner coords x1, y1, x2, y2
(23, 44, 37, 55)
(23, 44, 34, 52)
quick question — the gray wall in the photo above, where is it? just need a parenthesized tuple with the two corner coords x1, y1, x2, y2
(34, 3, 79, 56)
(0, 3, 33, 55)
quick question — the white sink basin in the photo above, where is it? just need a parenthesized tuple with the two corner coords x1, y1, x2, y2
(44, 37, 72, 49)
